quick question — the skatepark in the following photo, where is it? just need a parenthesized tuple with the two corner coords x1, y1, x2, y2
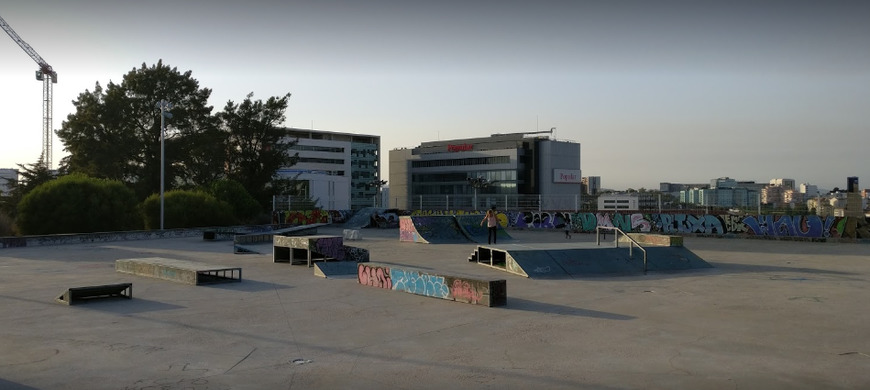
(1, 225, 870, 389)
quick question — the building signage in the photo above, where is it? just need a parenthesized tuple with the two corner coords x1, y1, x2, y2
(447, 143, 473, 152)
(553, 169, 582, 184)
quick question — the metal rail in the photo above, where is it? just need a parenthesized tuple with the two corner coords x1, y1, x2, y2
(595, 226, 648, 274)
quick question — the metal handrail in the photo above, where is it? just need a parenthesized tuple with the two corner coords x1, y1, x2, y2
(595, 226, 648, 274)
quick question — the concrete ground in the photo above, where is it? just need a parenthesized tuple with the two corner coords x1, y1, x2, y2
(1, 226, 869, 390)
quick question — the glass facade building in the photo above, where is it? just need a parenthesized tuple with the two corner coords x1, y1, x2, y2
(389, 132, 582, 210)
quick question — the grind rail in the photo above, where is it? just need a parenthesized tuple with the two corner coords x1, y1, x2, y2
(595, 226, 648, 274)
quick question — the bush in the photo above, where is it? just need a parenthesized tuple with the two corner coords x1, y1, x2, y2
(16, 173, 140, 235)
(141, 190, 236, 229)
(0, 211, 16, 236)
(209, 179, 262, 223)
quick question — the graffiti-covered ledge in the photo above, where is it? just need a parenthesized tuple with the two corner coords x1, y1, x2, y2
(410, 210, 870, 242)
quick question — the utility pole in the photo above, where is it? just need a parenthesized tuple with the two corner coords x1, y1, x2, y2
(157, 100, 173, 230)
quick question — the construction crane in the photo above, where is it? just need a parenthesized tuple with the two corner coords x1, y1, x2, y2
(0, 14, 57, 170)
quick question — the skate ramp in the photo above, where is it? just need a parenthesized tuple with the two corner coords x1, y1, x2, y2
(399, 215, 471, 244)
(343, 207, 380, 229)
(469, 242, 712, 279)
(454, 214, 513, 244)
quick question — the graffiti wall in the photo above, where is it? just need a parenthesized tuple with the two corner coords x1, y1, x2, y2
(410, 210, 870, 241)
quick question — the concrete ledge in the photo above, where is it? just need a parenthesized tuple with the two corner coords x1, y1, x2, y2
(624, 233, 683, 247)
(115, 257, 241, 285)
(273, 235, 369, 267)
(358, 262, 507, 307)
(56, 283, 132, 305)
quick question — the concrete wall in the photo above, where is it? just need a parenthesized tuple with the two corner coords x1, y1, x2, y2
(410, 209, 870, 242)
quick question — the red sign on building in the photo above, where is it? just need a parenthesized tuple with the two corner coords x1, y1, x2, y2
(447, 144, 473, 152)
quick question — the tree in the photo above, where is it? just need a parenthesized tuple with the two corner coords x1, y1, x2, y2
(16, 173, 139, 235)
(0, 155, 56, 219)
(208, 179, 262, 223)
(57, 60, 219, 200)
(217, 92, 298, 207)
(140, 190, 235, 229)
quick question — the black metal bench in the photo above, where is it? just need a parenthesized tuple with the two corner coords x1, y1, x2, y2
(57, 283, 132, 305)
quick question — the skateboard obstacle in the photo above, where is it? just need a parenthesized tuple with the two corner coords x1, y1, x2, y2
(399, 215, 512, 244)
(56, 283, 132, 305)
(115, 257, 241, 285)
(273, 235, 369, 267)
(358, 262, 507, 307)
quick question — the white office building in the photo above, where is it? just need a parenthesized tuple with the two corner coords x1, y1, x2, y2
(276, 128, 381, 210)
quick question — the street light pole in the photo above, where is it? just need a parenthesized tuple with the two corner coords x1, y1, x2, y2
(156, 100, 173, 230)
(368, 179, 387, 208)
(466, 176, 492, 211)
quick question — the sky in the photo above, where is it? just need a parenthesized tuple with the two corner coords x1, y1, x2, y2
(1, 0, 868, 192)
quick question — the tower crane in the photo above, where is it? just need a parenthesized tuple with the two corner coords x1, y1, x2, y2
(0, 14, 57, 170)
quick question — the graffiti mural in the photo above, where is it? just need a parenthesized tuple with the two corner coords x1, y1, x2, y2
(358, 264, 391, 289)
(357, 263, 504, 306)
(314, 236, 346, 260)
(284, 209, 330, 225)
(391, 268, 450, 299)
(487, 211, 868, 240)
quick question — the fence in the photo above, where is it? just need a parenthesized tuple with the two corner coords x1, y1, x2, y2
(390, 194, 587, 212)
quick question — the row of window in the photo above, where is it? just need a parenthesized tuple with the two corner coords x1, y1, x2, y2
(290, 145, 345, 153)
(412, 170, 518, 183)
(298, 157, 345, 165)
(411, 156, 510, 169)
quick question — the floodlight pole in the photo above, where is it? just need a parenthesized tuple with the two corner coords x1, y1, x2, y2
(157, 100, 173, 230)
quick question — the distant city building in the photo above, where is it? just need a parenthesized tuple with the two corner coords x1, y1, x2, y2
(389, 132, 581, 210)
(761, 186, 783, 206)
(660, 182, 709, 199)
(678, 178, 759, 208)
(847, 176, 859, 193)
(769, 178, 796, 190)
(0, 168, 18, 196)
(582, 176, 600, 195)
(275, 128, 381, 210)
(800, 183, 819, 197)
(711, 177, 737, 189)
(598, 193, 638, 211)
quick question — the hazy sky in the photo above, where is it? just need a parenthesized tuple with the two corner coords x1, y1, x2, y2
(2, 0, 868, 191)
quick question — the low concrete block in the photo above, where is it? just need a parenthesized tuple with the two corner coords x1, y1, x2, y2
(115, 257, 241, 285)
(358, 262, 506, 307)
(625, 233, 683, 247)
(274, 235, 369, 267)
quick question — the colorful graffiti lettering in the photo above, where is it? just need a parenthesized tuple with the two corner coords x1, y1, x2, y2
(284, 209, 329, 225)
(497, 211, 866, 240)
(450, 279, 483, 304)
(358, 264, 391, 289)
(391, 268, 450, 299)
(314, 236, 346, 260)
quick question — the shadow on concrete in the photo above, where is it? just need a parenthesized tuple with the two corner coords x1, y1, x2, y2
(504, 297, 635, 320)
(202, 279, 293, 292)
(73, 298, 185, 314)
(0, 379, 41, 390)
(705, 262, 863, 280)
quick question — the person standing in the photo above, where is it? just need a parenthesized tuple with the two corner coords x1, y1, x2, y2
(480, 206, 499, 245)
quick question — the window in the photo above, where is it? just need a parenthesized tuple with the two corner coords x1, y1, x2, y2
(412, 156, 510, 168)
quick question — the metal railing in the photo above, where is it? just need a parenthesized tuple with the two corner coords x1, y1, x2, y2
(391, 194, 586, 212)
(595, 226, 648, 274)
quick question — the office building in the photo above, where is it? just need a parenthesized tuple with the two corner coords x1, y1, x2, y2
(276, 128, 381, 210)
(389, 132, 581, 210)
